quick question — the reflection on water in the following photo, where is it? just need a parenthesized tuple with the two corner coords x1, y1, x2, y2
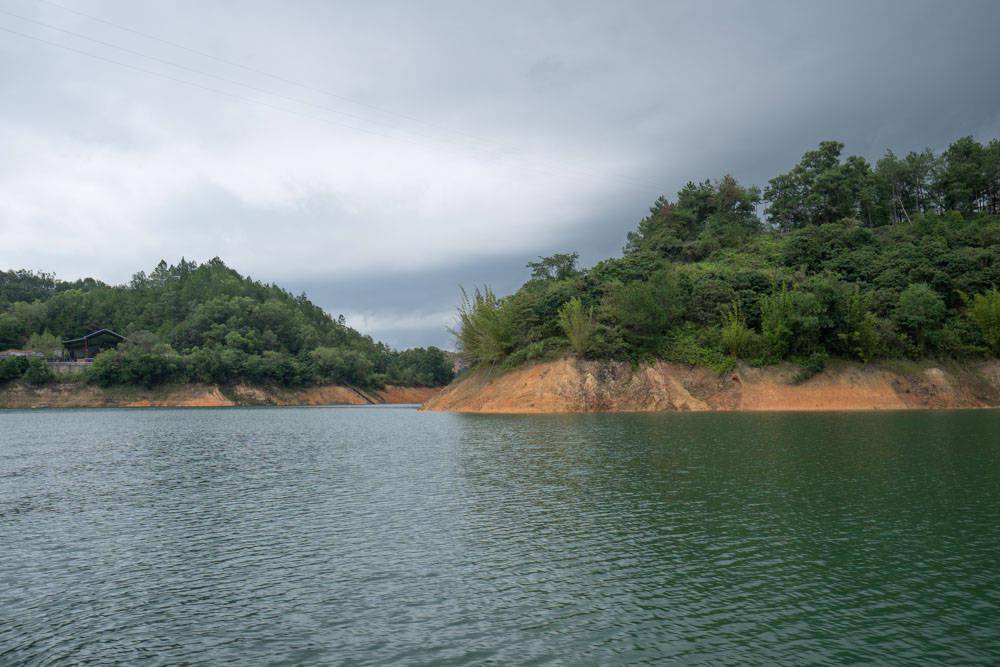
(1, 407, 998, 664)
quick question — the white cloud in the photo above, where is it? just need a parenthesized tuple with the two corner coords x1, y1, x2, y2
(341, 309, 456, 335)
(0, 71, 633, 283)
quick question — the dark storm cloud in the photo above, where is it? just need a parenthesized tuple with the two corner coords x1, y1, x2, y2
(2, 0, 999, 347)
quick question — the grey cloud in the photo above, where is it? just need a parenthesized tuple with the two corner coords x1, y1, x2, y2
(2, 0, 999, 349)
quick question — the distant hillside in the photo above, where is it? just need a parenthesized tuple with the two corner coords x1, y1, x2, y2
(0, 258, 452, 389)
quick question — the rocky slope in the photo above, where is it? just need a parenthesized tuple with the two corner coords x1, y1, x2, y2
(422, 357, 1000, 413)
(0, 381, 439, 409)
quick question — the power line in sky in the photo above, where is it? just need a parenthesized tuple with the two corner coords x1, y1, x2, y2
(0, 25, 519, 165)
(0, 7, 512, 158)
(1, 24, 655, 191)
(23, 0, 660, 192)
(30, 0, 499, 148)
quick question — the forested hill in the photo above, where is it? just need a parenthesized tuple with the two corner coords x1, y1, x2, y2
(455, 136, 1000, 375)
(0, 258, 452, 389)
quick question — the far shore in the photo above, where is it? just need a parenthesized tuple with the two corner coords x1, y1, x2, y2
(0, 381, 439, 410)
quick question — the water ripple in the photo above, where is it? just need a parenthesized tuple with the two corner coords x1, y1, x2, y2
(1, 408, 999, 665)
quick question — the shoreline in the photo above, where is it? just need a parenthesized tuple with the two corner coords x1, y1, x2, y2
(422, 357, 1000, 414)
(0, 381, 440, 410)
(7, 358, 999, 413)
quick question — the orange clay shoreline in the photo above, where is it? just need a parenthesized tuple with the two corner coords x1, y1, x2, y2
(0, 381, 438, 409)
(4, 359, 998, 412)
(421, 357, 1000, 413)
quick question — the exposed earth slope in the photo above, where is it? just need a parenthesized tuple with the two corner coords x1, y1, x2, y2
(422, 358, 1000, 413)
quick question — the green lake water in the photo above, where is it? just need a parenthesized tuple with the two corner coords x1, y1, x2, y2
(1, 407, 998, 665)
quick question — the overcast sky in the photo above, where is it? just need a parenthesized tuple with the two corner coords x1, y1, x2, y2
(2, 0, 999, 348)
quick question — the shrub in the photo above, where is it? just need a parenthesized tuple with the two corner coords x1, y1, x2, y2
(934, 318, 986, 358)
(608, 267, 688, 353)
(23, 357, 53, 385)
(89, 350, 123, 387)
(557, 297, 594, 356)
(663, 326, 735, 375)
(501, 340, 550, 369)
(836, 288, 881, 362)
(760, 286, 796, 359)
(968, 288, 1000, 355)
(689, 277, 738, 326)
(244, 351, 308, 386)
(837, 311, 881, 362)
(720, 302, 753, 358)
(500, 338, 569, 370)
(793, 352, 828, 384)
(759, 284, 825, 360)
(90, 346, 183, 388)
(452, 286, 512, 366)
(184, 346, 228, 384)
(583, 324, 626, 359)
(893, 283, 946, 353)
(25, 332, 62, 357)
(0, 356, 29, 383)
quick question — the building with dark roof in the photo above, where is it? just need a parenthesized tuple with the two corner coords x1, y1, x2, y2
(62, 329, 127, 361)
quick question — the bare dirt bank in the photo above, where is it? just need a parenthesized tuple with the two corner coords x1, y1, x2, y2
(0, 382, 439, 409)
(421, 357, 1000, 413)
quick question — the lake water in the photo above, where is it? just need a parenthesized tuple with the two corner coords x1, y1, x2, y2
(1, 407, 999, 665)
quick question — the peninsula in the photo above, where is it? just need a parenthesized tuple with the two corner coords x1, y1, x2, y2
(429, 136, 1000, 412)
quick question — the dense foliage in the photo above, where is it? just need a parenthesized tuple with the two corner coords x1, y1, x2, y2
(455, 136, 1000, 372)
(0, 259, 452, 389)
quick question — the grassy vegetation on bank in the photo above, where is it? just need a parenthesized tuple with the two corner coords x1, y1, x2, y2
(454, 136, 1000, 376)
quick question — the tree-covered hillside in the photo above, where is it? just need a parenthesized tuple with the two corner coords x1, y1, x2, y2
(455, 136, 1000, 375)
(0, 258, 452, 388)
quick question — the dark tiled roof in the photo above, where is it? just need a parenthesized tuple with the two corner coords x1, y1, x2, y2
(62, 329, 127, 346)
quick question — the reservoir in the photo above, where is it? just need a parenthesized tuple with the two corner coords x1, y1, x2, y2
(1, 407, 998, 664)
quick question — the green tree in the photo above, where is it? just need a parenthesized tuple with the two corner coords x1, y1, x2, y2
(0, 313, 25, 348)
(624, 196, 684, 257)
(526, 252, 580, 281)
(765, 141, 878, 229)
(625, 176, 761, 257)
(608, 268, 688, 354)
(385, 347, 453, 386)
(985, 139, 1000, 215)
(875, 148, 937, 222)
(935, 136, 986, 215)
(309, 347, 375, 386)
